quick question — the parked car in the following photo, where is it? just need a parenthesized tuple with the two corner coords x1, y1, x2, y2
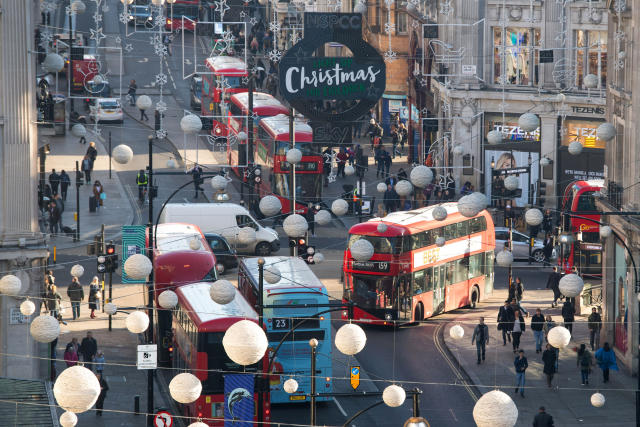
(190, 74, 202, 110)
(128, 5, 153, 27)
(494, 227, 545, 262)
(204, 233, 237, 274)
(89, 98, 123, 123)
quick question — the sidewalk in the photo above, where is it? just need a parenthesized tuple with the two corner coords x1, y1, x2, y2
(443, 288, 635, 426)
(41, 127, 135, 250)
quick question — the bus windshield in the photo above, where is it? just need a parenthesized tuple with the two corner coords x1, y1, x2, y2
(275, 141, 319, 156)
(199, 332, 259, 394)
(576, 191, 597, 211)
(169, 4, 198, 19)
(348, 234, 400, 254)
(274, 173, 322, 201)
(216, 76, 243, 89)
(351, 274, 397, 310)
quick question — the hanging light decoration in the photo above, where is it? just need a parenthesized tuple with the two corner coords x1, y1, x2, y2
(264, 265, 281, 284)
(540, 157, 551, 166)
(283, 378, 299, 394)
(210, 175, 228, 191)
(559, 274, 584, 297)
(124, 254, 152, 280)
(313, 253, 325, 264)
(70, 264, 85, 278)
(382, 384, 406, 407)
(525, 208, 543, 226)
(180, 114, 203, 134)
(189, 238, 201, 251)
(222, 319, 269, 365)
(43, 53, 65, 73)
(354, 0, 367, 14)
(104, 302, 117, 316)
(286, 148, 302, 165)
(314, 210, 332, 226)
(126, 311, 150, 334)
(436, 236, 445, 247)
(112, 144, 134, 164)
(188, 423, 208, 427)
(158, 290, 178, 309)
(344, 165, 355, 176)
(377, 222, 388, 233)
(503, 175, 519, 191)
(487, 130, 503, 145)
(449, 324, 465, 339)
(30, 315, 60, 343)
(209, 279, 236, 305)
(599, 225, 612, 239)
(409, 166, 433, 188)
(237, 131, 248, 141)
(547, 326, 571, 348)
(169, 372, 203, 404)
(496, 250, 514, 267)
(591, 392, 606, 408)
(331, 199, 349, 216)
(596, 122, 616, 142)
(432, 206, 448, 221)
(350, 239, 374, 261)
(517, 113, 539, 132)
(457, 195, 482, 218)
(71, 124, 87, 138)
(53, 366, 101, 413)
(20, 299, 36, 316)
(472, 390, 518, 427)
(452, 145, 464, 156)
(283, 214, 308, 237)
(259, 195, 282, 217)
(377, 182, 388, 193)
(59, 411, 78, 427)
(136, 95, 152, 111)
(0, 274, 22, 296)
(334, 323, 367, 355)
(166, 158, 178, 169)
(71, 0, 87, 13)
(395, 180, 413, 197)
(568, 141, 583, 155)
(584, 74, 598, 89)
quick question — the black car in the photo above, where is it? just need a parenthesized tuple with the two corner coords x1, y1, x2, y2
(204, 233, 237, 274)
(190, 74, 202, 110)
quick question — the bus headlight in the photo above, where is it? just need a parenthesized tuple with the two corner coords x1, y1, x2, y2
(385, 313, 392, 321)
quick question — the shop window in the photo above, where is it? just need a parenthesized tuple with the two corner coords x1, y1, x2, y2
(493, 27, 540, 86)
(395, 1, 408, 34)
(575, 30, 607, 89)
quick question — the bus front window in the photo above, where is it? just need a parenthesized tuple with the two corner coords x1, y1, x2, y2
(352, 274, 395, 310)
(348, 234, 398, 254)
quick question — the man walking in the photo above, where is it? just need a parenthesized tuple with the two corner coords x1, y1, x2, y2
(127, 79, 137, 106)
(588, 307, 602, 351)
(191, 164, 204, 199)
(59, 170, 71, 201)
(531, 308, 545, 353)
(136, 169, 148, 202)
(49, 169, 60, 195)
(471, 317, 489, 364)
(67, 277, 84, 320)
(562, 299, 575, 334)
(497, 300, 514, 346)
(79, 331, 98, 370)
(546, 267, 562, 307)
(514, 349, 528, 398)
(533, 406, 554, 427)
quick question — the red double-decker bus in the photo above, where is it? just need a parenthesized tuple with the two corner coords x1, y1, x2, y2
(560, 179, 604, 277)
(226, 92, 289, 176)
(201, 56, 247, 138)
(165, 0, 200, 31)
(173, 282, 270, 425)
(342, 203, 495, 324)
(253, 114, 323, 215)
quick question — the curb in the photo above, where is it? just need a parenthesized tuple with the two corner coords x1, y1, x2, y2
(437, 319, 483, 400)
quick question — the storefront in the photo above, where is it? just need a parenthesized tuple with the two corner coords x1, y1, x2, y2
(614, 243, 629, 353)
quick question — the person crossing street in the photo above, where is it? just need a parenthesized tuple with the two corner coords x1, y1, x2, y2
(471, 317, 489, 364)
(136, 169, 148, 202)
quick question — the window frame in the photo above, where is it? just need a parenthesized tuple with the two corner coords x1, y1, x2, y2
(493, 26, 540, 86)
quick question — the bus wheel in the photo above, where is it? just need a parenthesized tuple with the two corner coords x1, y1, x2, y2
(470, 287, 479, 309)
(255, 242, 272, 256)
(414, 303, 424, 322)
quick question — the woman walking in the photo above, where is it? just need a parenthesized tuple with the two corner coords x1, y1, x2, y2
(511, 310, 525, 353)
(63, 343, 78, 367)
(595, 342, 618, 383)
(88, 277, 100, 319)
(92, 181, 104, 212)
(95, 373, 109, 416)
(577, 343, 593, 385)
(542, 344, 556, 388)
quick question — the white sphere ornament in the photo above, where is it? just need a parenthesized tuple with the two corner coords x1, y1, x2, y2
(259, 195, 282, 216)
(382, 384, 406, 407)
(559, 273, 584, 297)
(59, 411, 78, 427)
(180, 114, 203, 134)
(436, 236, 446, 247)
(596, 122, 616, 142)
(210, 175, 228, 191)
(313, 253, 325, 264)
(104, 302, 117, 315)
(354, 0, 367, 14)
(284, 378, 299, 394)
(548, 326, 571, 348)
(237, 131, 248, 141)
(556, 93, 566, 103)
(222, 319, 269, 365)
(283, 214, 308, 237)
(71, 124, 87, 138)
(409, 166, 433, 188)
(93, 75, 105, 85)
(377, 222, 388, 233)
(70, 264, 85, 278)
(315, 209, 332, 226)
(457, 195, 482, 218)
(188, 423, 208, 427)
(71, 0, 86, 14)
(238, 227, 257, 244)
(169, 373, 202, 404)
(406, 0, 417, 13)
(53, 366, 100, 413)
(136, 95, 152, 110)
(209, 279, 236, 305)
(584, 73, 598, 89)
(0, 274, 22, 295)
(449, 324, 465, 340)
(124, 254, 153, 280)
(600, 225, 612, 239)
(540, 157, 551, 166)
(331, 199, 349, 216)
(126, 311, 150, 334)
(504, 175, 519, 191)
(158, 290, 178, 309)
(452, 145, 464, 156)
(189, 238, 201, 251)
(568, 141, 583, 155)
(264, 265, 281, 284)
(518, 113, 539, 132)
(112, 144, 134, 164)
(286, 148, 303, 165)
(432, 206, 448, 221)
(30, 315, 60, 343)
(472, 390, 518, 427)
(43, 53, 65, 73)
(344, 165, 355, 176)
(487, 130, 503, 145)
(350, 239, 375, 261)
(496, 250, 514, 267)
(470, 192, 488, 210)
(335, 323, 367, 355)
(395, 180, 413, 197)
(20, 300, 36, 316)
(377, 182, 387, 193)
(591, 392, 606, 408)
(525, 208, 544, 226)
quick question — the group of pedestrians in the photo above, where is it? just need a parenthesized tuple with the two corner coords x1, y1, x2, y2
(42, 271, 101, 321)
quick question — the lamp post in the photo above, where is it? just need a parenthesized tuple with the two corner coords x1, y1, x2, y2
(309, 338, 318, 425)
(146, 134, 155, 427)
(75, 160, 82, 242)
(257, 258, 265, 427)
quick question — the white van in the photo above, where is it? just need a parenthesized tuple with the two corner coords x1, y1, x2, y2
(159, 203, 280, 256)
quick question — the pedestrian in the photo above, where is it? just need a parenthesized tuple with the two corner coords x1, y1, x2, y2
(471, 317, 489, 364)
(48, 200, 61, 235)
(533, 406, 554, 427)
(531, 308, 545, 353)
(63, 343, 78, 367)
(79, 331, 98, 369)
(46, 284, 62, 320)
(69, 337, 80, 355)
(375, 146, 385, 178)
(391, 125, 400, 158)
(383, 184, 399, 214)
(577, 343, 593, 385)
(546, 267, 562, 307)
(40, 273, 53, 312)
(399, 122, 407, 154)
(49, 169, 60, 195)
(127, 79, 137, 106)
(543, 209, 553, 236)
(154, 110, 163, 134)
(139, 105, 149, 121)
(383, 149, 392, 177)
(511, 310, 525, 353)
(92, 180, 104, 212)
(542, 344, 557, 388)
(81, 155, 92, 183)
(305, 203, 316, 237)
(191, 164, 204, 199)
(510, 297, 528, 317)
(54, 194, 65, 229)
(59, 170, 70, 201)
(94, 351, 105, 376)
(86, 141, 98, 167)
(514, 349, 528, 397)
(587, 307, 602, 351)
(162, 32, 172, 56)
(514, 277, 525, 303)
(561, 299, 575, 334)
(497, 299, 514, 346)
(460, 181, 473, 196)
(367, 119, 377, 149)
(67, 277, 84, 320)
(595, 342, 618, 383)
(95, 373, 109, 416)
(336, 148, 347, 177)
(88, 276, 100, 318)
(543, 233, 554, 266)
(136, 169, 148, 201)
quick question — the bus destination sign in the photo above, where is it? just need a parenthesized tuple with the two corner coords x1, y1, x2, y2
(352, 260, 390, 272)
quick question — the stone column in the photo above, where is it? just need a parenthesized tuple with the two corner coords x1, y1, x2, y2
(538, 113, 557, 208)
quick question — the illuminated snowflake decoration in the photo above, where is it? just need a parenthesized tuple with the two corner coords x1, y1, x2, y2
(40, 1, 57, 13)
(249, 17, 258, 25)
(119, 12, 131, 24)
(150, 34, 161, 46)
(436, 174, 454, 190)
(268, 49, 283, 63)
(614, 31, 626, 42)
(496, 74, 509, 86)
(102, 3, 109, 12)
(614, 0, 627, 14)
(269, 21, 281, 33)
(240, 10, 247, 19)
(614, 59, 625, 71)
(90, 28, 106, 44)
(155, 101, 168, 113)
(155, 73, 168, 86)
(384, 0, 394, 7)
(411, 20, 420, 29)
(39, 31, 54, 49)
(384, 22, 395, 34)
(421, 108, 429, 117)
(559, 126, 568, 137)
(290, 32, 301, 44)
(242, 76, 250, 85)
(124, 43, 134, 53)
(441, 102, 451, 115)
(154, 44, 168, 57)
(327, 174, 337, 184)
(383, 49, 397, 63)
(156, 129, 168, 139)
(439, 1, 454, 16)
(419, 77, 428, 87)
(327, 0, 342, 11)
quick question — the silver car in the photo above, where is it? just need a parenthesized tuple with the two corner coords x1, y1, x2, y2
(495, 227, 546, 263)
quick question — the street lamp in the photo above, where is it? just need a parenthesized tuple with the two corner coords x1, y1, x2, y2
(404, 417, 430, 427)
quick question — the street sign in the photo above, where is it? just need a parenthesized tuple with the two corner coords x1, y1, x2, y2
(461, 65, 476, 75)
(350, 366, 360, 390)
(137, 344, 157, 370)
(154, 411, 172, 427)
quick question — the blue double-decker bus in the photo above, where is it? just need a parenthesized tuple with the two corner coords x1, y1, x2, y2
(238, 256, 333, 404)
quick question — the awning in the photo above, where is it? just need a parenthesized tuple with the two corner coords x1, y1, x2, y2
(382, 93, 407, 100)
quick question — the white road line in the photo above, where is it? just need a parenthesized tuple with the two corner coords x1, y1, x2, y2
(449, 407, 458, 422)
(164, 57, 177, 90)
(332, 397, 348, 417)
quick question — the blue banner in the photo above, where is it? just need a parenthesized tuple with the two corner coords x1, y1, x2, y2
(121, 225, 146, 283)
(224, 374, 254, 427)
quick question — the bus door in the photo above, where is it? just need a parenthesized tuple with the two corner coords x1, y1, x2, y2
(432, 265, 445, 314)
(395, 274, 412, 321)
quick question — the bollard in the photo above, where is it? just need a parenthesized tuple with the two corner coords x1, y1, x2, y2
(134, 395, 140, 415)
(53, 246, 57, 264)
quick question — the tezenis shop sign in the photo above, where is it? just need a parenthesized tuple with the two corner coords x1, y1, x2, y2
(279, 12, 386, 123)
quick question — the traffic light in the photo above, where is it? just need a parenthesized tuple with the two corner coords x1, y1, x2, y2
(288, 238, 297, 248)
(538, 182, 547, 206)
(105, 242, 118, 273)
(297, 238, 307, 255)
(97, 253, 107, 274)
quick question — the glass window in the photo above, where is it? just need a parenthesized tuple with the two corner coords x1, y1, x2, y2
(352, 274, 396, 310)
(395, 1, 408, 34)
(577, 191, 597, 211)
(445, 262, 455, 285)
(413, 270, 425, 294)
(494, 27, 540, 85)
(444, 224, 457, 240)
(575, 30, 607, 89)
(456, 221, 468, 238)
(469, 217, 487, 234)
(453, 259, 469, 283)
(348, 234, 399, 254)
(469, 253, 484, 278)
(236, 215, 258, 230)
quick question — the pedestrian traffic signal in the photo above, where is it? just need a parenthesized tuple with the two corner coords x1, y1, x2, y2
(97, 253, 107, 274)
(105, 242, 118, 273)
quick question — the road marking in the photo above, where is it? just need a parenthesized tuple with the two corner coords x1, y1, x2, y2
(138, 57, 149, 63)
(332, 397, 347, 417)
(433, 322, 479, 402)
(164, 57, 177, 90)
(449, 408, 458, 422)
